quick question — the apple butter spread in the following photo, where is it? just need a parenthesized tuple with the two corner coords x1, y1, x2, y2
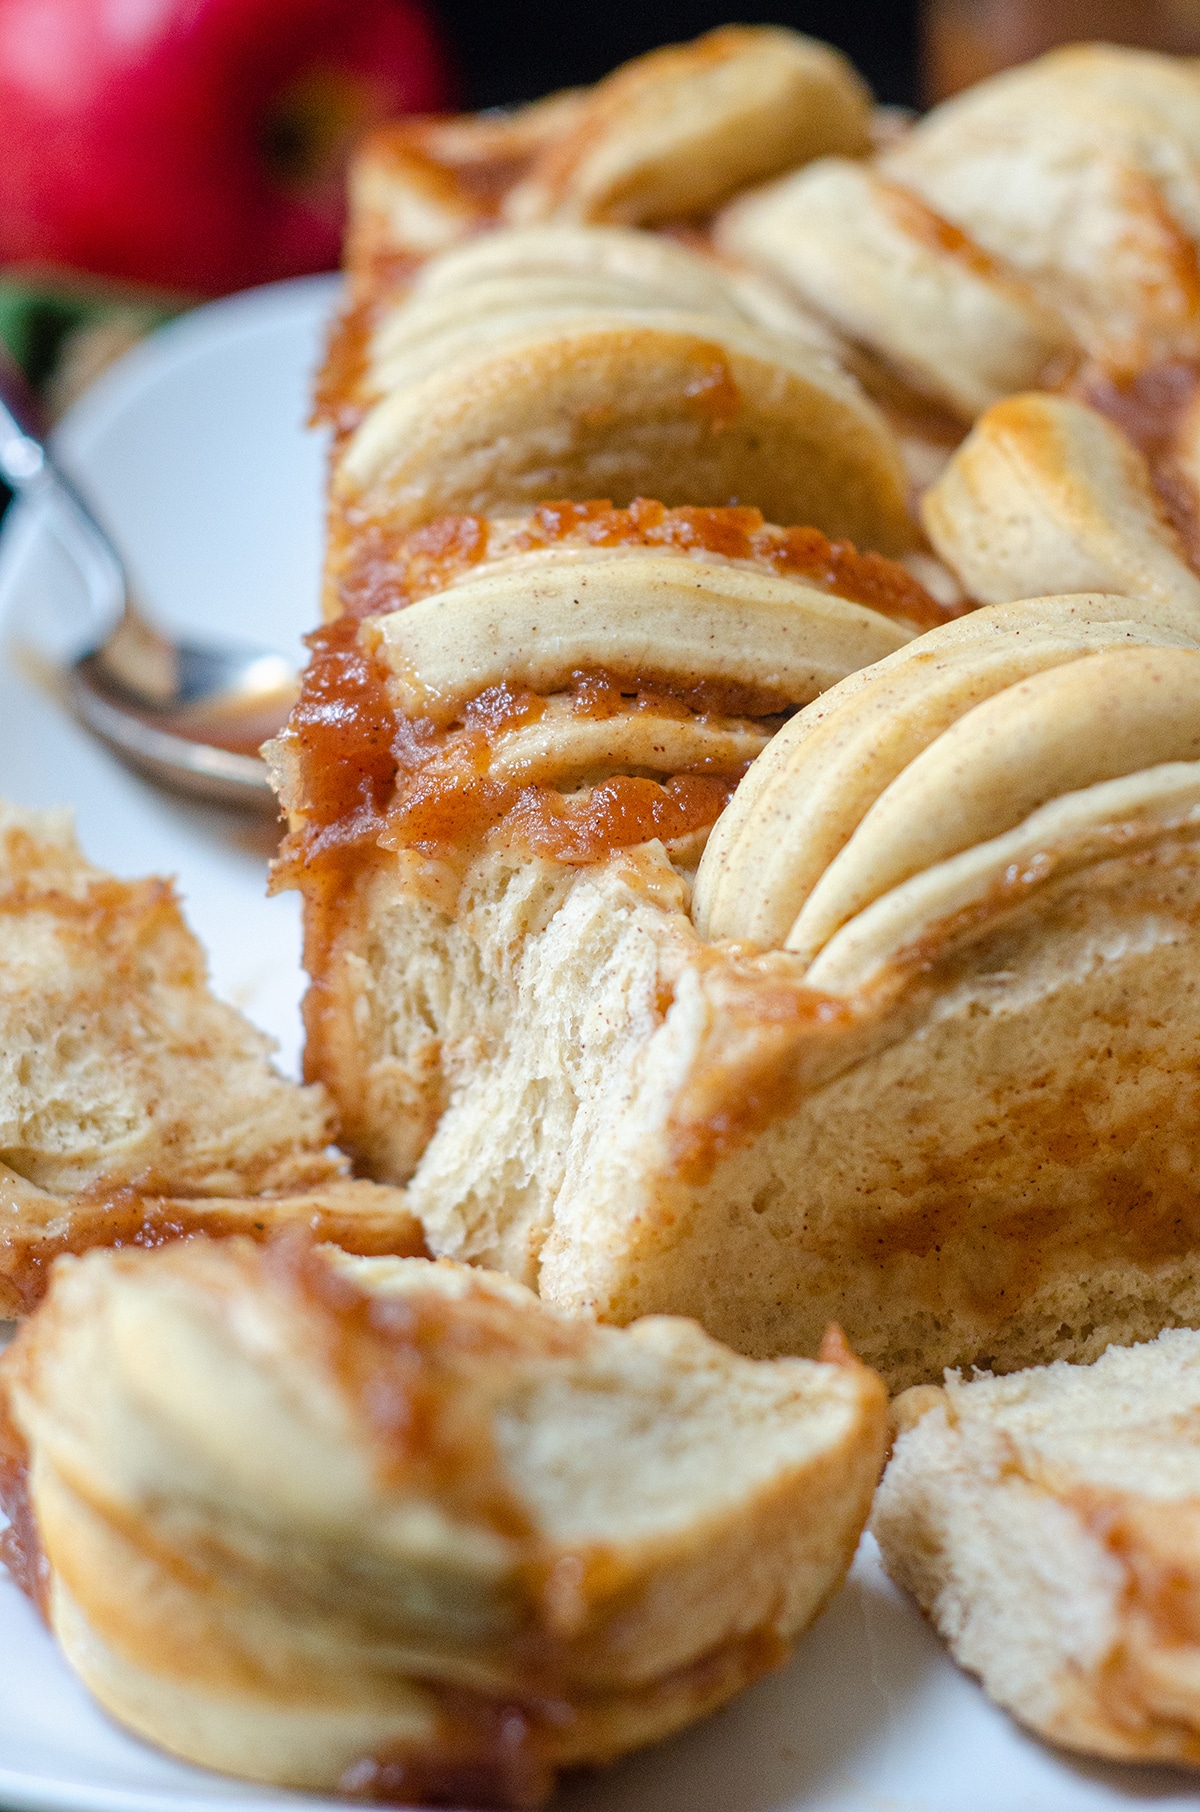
(272, 500, 945, 907)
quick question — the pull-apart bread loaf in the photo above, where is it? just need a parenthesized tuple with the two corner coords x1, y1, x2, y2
(0, 1237, 886, 1803)
(874, 1332, 1200, 1767)
(276, 393, 1200, 1389)
(269, 495, 948, 1208)
(0, 802, 422, 1312)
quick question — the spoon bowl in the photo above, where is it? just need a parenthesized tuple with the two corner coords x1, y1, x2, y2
(0, 337, 296, 812)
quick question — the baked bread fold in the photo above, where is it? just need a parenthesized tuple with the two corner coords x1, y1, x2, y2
(873, 1331, 1200, 1766)
(716, 156, 1070, 422)
(0, 801, 423, 1311)
(0, 1237, 886, 1803)
(881, 44, 1200, 376)
(502, 25, 871, 229)
(341, 25, 870, 293)
(716, 44, 1200, 440)
(922, 390, 1200, 616)
(324, 222, 916, 560)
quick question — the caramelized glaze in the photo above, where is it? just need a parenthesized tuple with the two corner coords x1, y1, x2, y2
(1, 1183, 428, 1317)
(274, 616, 400, 882)
(339, 1691, 558, 1810)
(314, 300, 383, 441)
(877, 178, 1021, 289)
(338, 1625, 786, 1810)
(280, 501, 948, 1023)
(330, 498, 945, 628)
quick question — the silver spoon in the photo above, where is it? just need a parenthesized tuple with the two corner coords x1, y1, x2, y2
(0, 343, 297, 811)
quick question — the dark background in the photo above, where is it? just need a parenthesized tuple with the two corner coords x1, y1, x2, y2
(436, 1, 921, 111)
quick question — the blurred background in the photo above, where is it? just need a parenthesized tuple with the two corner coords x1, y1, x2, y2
(442, 0, 919, 110)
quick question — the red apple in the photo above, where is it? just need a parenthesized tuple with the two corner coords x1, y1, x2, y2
(0, 0, 458, 294)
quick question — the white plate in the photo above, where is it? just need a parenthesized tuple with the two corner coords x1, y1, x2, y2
(0, 279, 1197, 1812)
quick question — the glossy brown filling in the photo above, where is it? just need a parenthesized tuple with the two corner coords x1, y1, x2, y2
(330, 497, 946, 628)
(273, 618, 754, 904)
(339, 1690, 560, 1811)
(338, 1625, 785, 1810)
(1, 1184, 428, 1317)
(278, 504, 947, 953)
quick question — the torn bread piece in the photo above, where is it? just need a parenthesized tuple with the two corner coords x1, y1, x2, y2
(873, 1331, 1200, 1767)
(0, 1237, 887, 1803)
(0, 802, 423, 1311)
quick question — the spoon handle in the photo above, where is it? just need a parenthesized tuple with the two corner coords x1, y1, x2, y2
(0, 340, 50, 493)
(0, 340, 127, 639)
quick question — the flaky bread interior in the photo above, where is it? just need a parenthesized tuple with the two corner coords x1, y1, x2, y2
(0, 802, 423, 1312)
(271, 499, 947, 1190)
(873, 1330, 1200, 1767)
(0, 801, 334, 1196)
(0, 1238, 886, 1801)
(308, 783, 1200, 1391)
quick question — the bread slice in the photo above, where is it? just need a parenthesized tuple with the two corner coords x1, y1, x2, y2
(873, 1329, 1200, 1766)
(715, 156, 1069, 423)
(0, 801, 423, 1311)
(0, 1237, 886, 1801)
(501, 26, 871, 229)
(922, 392, 1200, 617)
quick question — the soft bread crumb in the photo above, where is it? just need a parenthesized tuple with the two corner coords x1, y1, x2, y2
(873, 1329, 1200, 1764)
